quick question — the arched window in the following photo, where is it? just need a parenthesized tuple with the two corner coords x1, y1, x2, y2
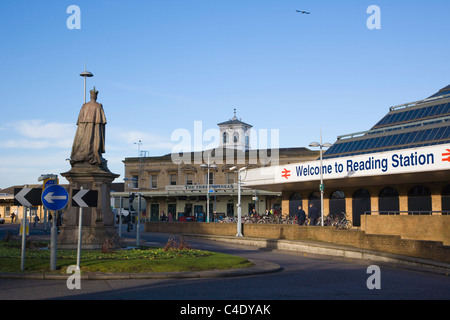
(352, 189, 371, 227)
(442, 185, 450, 215)
(233, 133, 239, 143)
(329, 190, 345, 217)
(308, 191, 321, 214)
(408, 185, 431, 214)
(378, 187, 399, 214)
(289, 193, 302, 217)
(223, 132, 229, 144)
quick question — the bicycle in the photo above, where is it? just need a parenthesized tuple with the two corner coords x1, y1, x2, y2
(335, 212, 353, 230)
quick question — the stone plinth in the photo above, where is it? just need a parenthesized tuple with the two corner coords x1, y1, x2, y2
(58, 165, 125, 249)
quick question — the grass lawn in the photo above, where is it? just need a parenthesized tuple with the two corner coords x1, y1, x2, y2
(0, 238, 254, 274)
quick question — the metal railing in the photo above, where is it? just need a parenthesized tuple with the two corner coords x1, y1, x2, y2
(364, 211, 449, 215)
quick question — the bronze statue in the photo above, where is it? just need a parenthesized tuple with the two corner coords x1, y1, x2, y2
(70, 87, 108, 171)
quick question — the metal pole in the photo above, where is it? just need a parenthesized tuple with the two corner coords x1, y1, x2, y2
(43, 208, 48, 234)
(50, 210, 57, 270)
(136, 193, 141, 246)
(320, 130, 324, 227)
(76, 206, 83, 270)
(206, 156, 210, 222)
(20, 206, 28, 271)
(118, 196, 122, 237)
(76, 187, 83, 270)
(236, 172, 243, 237)
(320, 146, 324, 226)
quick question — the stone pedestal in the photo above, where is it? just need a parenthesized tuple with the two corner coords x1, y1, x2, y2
(58, 165, 125, 249)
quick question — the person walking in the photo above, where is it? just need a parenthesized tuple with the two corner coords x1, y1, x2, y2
(33, 213, 40, 228)
(308, 203, 319, 226)
(296, 205, 306, 225)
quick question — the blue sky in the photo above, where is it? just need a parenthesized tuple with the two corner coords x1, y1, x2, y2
(0, 0, 449, 189)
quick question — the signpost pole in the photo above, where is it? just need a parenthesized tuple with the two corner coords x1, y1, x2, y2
(76, 186, 85, 270)
(43, 208, 48, 234)
(50, 210, 58, 271)
(76, 207, 83, 270)
(236, 172, 243, 237)
(118, 196, 122, 237)
(136, 193, 141, 246)
(20, 206, 28, 271)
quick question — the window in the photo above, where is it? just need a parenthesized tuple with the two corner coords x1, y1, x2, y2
(205, 172, 214, 185)
(233, 133, 239, 143)
(378, 187, 399, 214)
(132, 175, 138, 189)
(226, 172, 235, 184)
(223, 132, 229, 144)
(150, 174, 157, 189)
(169, 174, 177, 186)
(185, 173, 194, 185)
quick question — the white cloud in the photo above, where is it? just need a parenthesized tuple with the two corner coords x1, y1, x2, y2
(0, 120, 75, 150)
(107, 127, 175, 155)
(0, 120, 175, 188)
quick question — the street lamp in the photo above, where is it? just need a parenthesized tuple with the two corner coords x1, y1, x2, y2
(309, 131, 332, 226)
(200, 155, 217, 222)
(229, 166, 247, 237)
(80, 64, 93, 103)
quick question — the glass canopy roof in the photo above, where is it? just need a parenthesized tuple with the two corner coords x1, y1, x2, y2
(323, 85, 450, 159)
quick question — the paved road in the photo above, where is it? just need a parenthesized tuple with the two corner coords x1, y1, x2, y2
(1, 224, 449, 303)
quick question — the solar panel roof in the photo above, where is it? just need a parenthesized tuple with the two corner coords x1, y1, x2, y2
(323, 85, 450, 159)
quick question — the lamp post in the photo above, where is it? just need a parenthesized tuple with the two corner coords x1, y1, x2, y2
(309, 131, 332, 226)
(229, 166, 247, 237)
(80, 64, 93, 103)
(200, 155, 217, 222)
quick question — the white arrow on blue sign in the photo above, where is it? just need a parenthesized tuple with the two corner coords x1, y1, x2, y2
(42, 185, 69, 211)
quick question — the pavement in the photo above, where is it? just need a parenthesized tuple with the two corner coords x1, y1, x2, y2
(1, 230, 450, 280)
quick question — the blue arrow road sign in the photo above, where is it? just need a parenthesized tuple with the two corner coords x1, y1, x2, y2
(42, 185, 69, 211)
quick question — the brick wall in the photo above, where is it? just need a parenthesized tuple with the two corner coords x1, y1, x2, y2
(144, 222, 450, 263)
(360, 215, 450, 245)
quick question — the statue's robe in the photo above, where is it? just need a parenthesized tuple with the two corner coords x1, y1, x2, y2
(70, 98, 107, 168)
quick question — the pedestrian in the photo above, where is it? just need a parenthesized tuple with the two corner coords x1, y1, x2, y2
(168, 212, 173, 222)
(308, 203, 319, 226)
(296, 205, 306, 225)
(10, 212, 15, 223)
(33, 213, 40, 227)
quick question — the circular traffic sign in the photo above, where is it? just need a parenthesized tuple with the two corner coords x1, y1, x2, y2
(42, 185, 69, 211)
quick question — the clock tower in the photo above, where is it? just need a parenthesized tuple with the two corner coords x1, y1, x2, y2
(217, 109, 252, 151)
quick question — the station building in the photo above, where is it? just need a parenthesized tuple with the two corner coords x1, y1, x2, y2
(120, 111, 319, 221)
(244, 84, 450, 234)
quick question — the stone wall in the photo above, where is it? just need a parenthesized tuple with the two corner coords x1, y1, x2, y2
(360, 215, 450, 245)
(144, 222, 450, 263)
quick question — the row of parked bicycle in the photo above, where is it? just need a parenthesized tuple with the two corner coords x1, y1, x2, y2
(219, 213, 353, 230)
